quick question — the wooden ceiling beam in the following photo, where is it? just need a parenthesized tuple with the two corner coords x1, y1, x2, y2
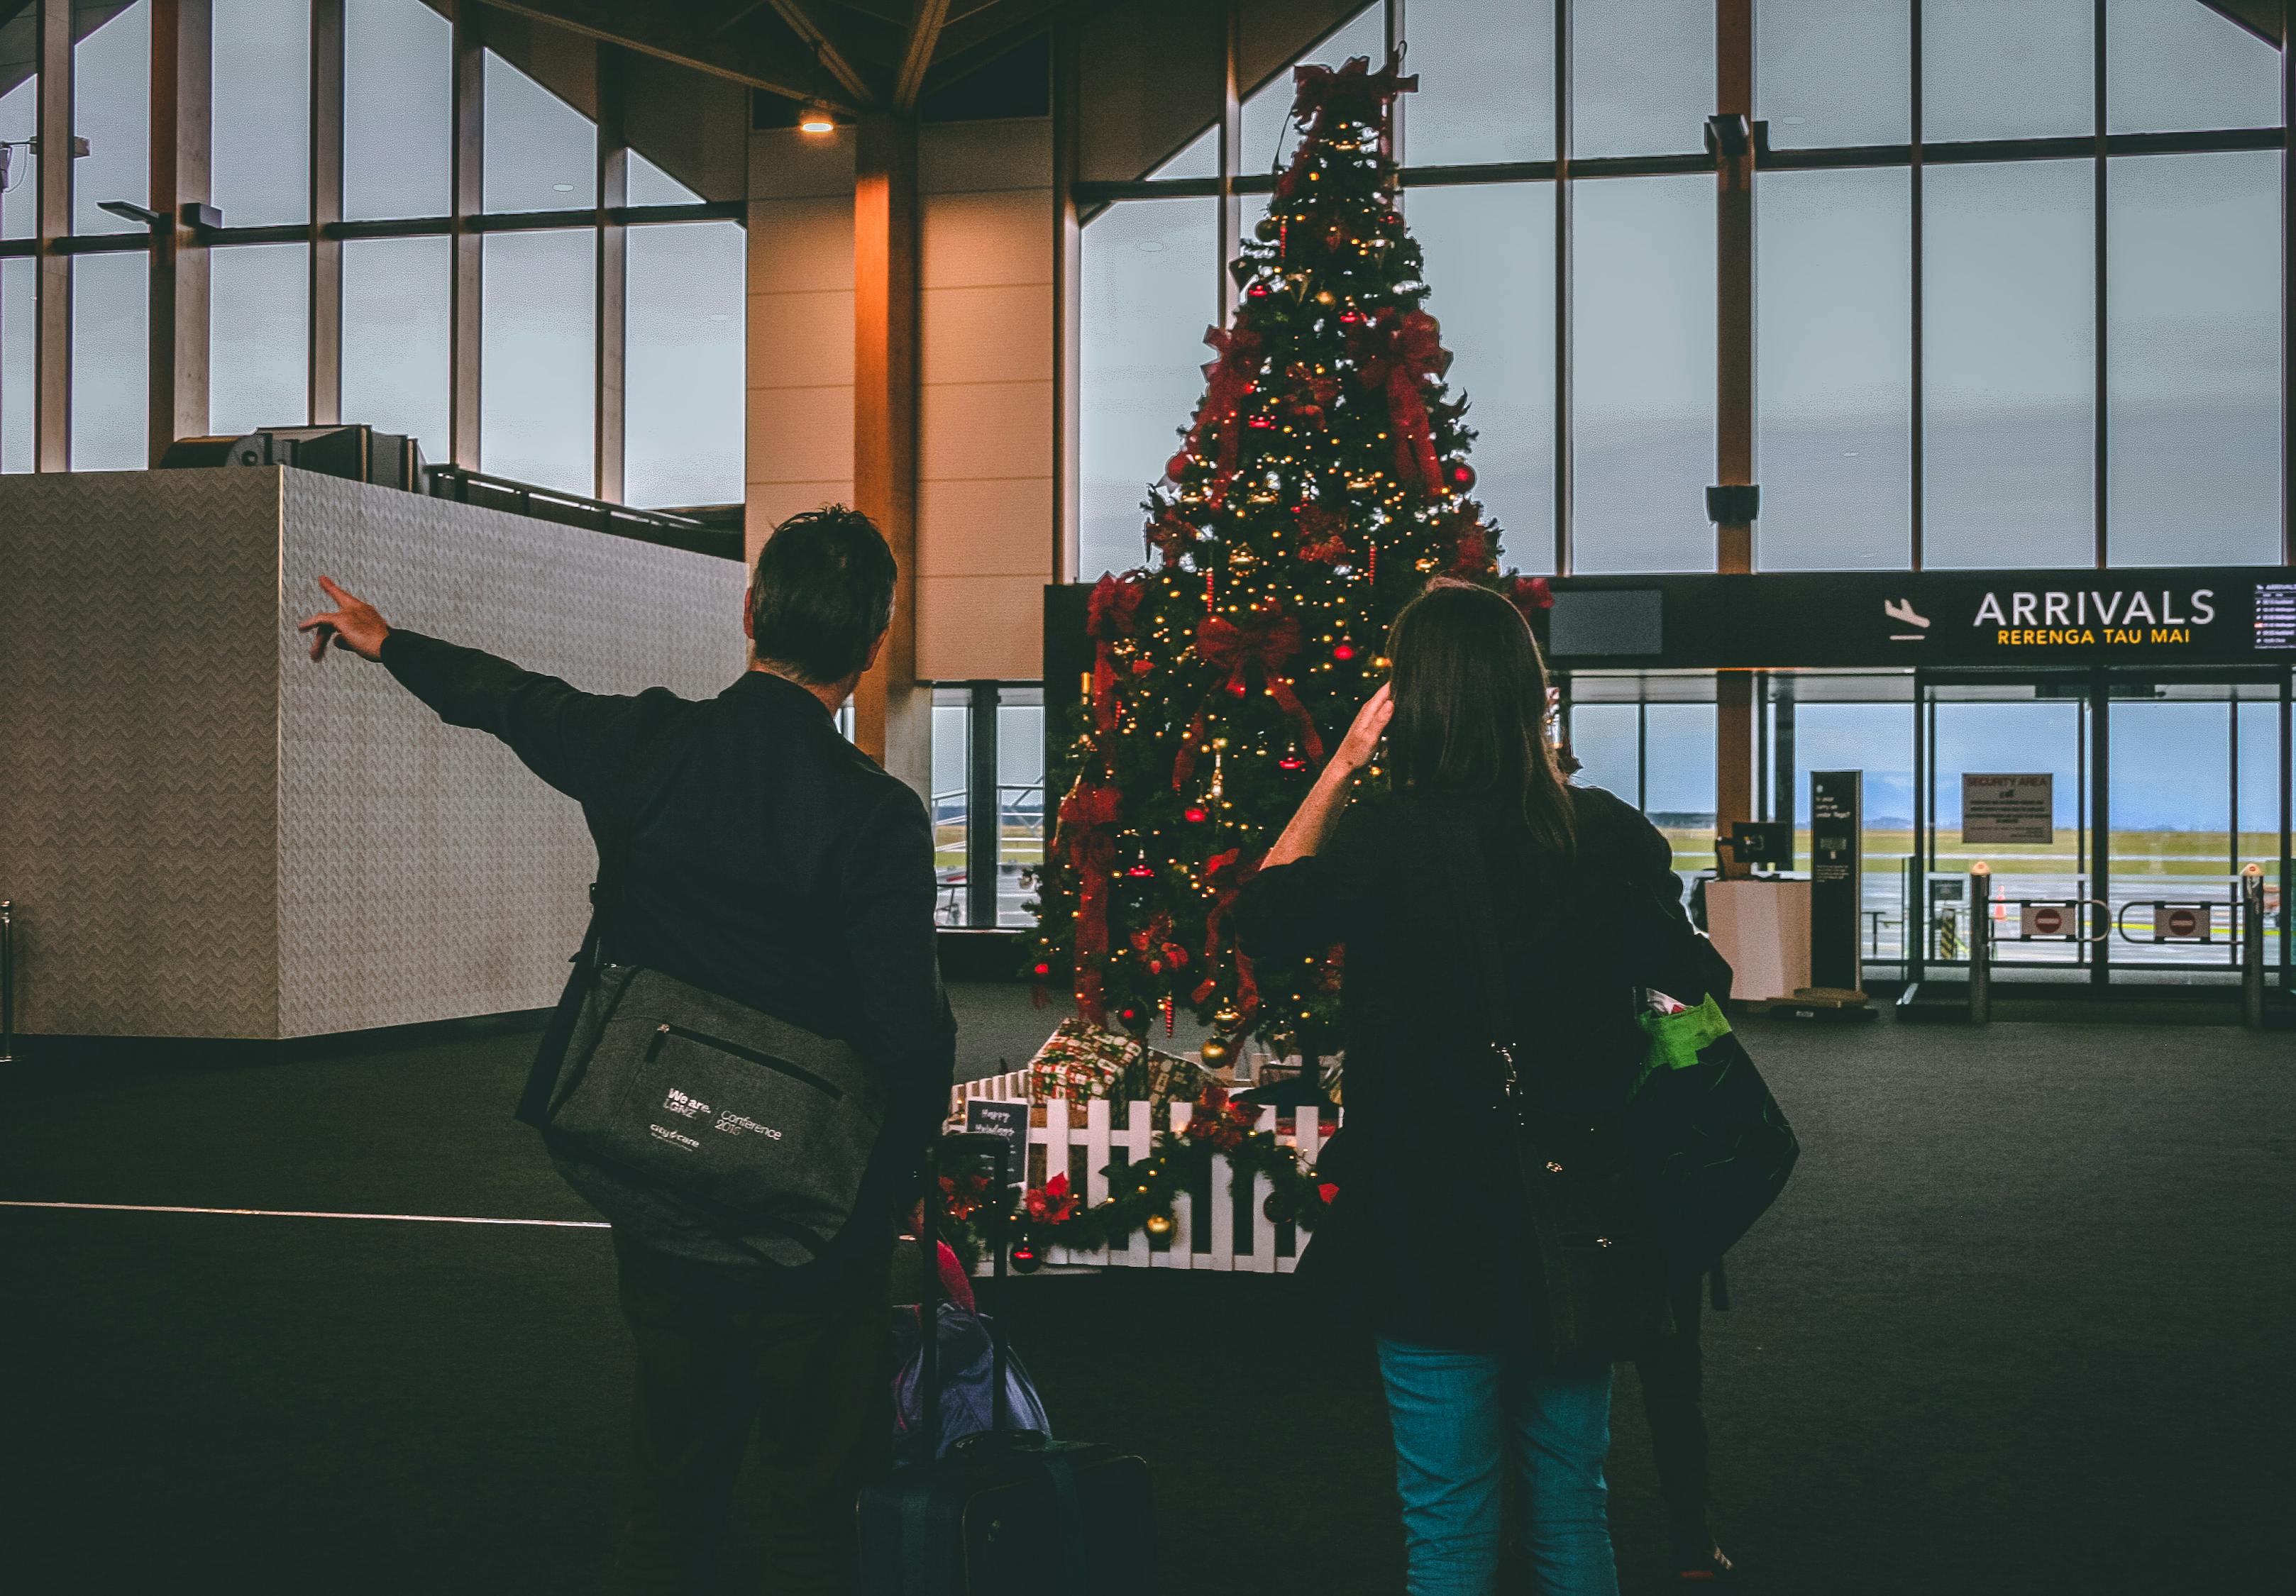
(892, 0, 951, 112)
(475, 0, 850, 107)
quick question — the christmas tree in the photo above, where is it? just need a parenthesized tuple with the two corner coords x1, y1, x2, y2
(1036, 55, 1545, 1068)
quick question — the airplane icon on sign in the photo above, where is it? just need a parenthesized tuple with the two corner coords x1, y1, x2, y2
(1884, 598, 1929, 641)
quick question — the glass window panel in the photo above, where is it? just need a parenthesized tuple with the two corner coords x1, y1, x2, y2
(1240, 4, 1384, 175)
(2234, 702, 2280, 877)
(1399, 0, 1552, 167)
(1757, 166, 1912, 570)
(74, 0, 150, 234)
(1923, 160, 2092, 570)
(932, 703, 967, 923)
(1078, 196, 1217, 580)
(341, 233, 448, 460)
(1572, 173, 1715, 573)
(1148, 125, 1218, 181)
(209, 242, 308, 434)
(1789, 699, 1916, 960)
(72, 250, 148, 469)
(1644, 702, 1717, 875)
(483, 50, 595, 212)
(480, 228, 593, 493)
(627, 150, 700, 206)
(2107, 0, 2280, 135)
(997, 701, 1046, 927)
(1411, 182, 1554, 572)
(1567, 702, 1638, 801)
(345, 0, 451, 221)
(1923, 0, 2090, 142)
(1572, 0, 1711, 160)
(1, 74, 35, 241)
(1756, 0, 1911, 150)
(626, 220, 744, 507)
(2107, 151, 2280, 568)
(212, 0, 310, 226)
(2, 257, 32, 470)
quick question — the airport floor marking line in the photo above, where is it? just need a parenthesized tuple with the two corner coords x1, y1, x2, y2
(0, 1199, 609, 1229)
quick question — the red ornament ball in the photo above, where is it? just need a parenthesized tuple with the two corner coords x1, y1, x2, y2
(1337, 310, 1364, 326)
(1032, 961, 1052, 978)
(1183, 805, 1210, 824)
(1246, 282, 1271, 299)
(1125, 864, 1154, 878)
(1130, 657, 1154, 676)
(1278, 755, 1307, 772)
(1010, 1241, 1043, 1275)
(1332, 642, 1357, 661)
(1446, 460, 1477, 491)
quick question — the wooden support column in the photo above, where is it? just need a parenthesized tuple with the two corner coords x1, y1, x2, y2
(1713, 0, 1757, 875)
(1051, 11, 1082, 580)
(148, 0, 213, 462)
(1215, 0, 1241, 318)
(851, 111, 930, 800)
(33, 0, 72, 470)
(309, 0, 344, 425)
(448, 0, 483, 467)
(593, 41, 627, 502)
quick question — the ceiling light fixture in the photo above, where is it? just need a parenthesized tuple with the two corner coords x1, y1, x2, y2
(798, 100, 837, 135)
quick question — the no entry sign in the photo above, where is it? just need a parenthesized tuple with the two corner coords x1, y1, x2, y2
(2021, 902, 2076, 940)
(2153, 904, 2211, 943)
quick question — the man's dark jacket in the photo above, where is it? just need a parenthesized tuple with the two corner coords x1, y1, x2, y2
(381, 631, 956, 1278)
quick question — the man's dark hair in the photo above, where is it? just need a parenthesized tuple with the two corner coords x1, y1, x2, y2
(748, 506, 897, 684)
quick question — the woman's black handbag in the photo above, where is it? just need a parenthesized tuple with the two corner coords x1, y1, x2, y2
(1628, 996, 1799, 1276)
(1455, 835, 1674, 1364)
(515, 856, 886, 1268)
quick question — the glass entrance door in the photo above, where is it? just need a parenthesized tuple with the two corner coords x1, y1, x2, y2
(1920, 679, 2092, 975)
(2106, 682, 2287, 979)
(1914, 670, 2292, 989)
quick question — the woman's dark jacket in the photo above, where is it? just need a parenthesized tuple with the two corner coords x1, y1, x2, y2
(1232, 784, 1731, 1353)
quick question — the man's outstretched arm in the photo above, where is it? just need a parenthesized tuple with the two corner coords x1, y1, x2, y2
(298, 575, 666, 805)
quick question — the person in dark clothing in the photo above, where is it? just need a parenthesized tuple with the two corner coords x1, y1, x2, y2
(1636, 1269, 1733, 1584)
(1235, 581, 1729, 1596)
(297, 506, 956, 1595)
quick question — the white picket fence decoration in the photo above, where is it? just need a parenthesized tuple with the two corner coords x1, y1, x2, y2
(947, 1076, 1340, 1275)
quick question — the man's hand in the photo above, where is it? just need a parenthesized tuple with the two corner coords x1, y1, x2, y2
(297, 576, 391, 663)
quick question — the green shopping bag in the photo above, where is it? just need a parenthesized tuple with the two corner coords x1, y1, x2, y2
(1628, 996, 1799, 1270)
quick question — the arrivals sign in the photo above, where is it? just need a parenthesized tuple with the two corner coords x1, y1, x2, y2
(1961, 774, 2054, 845)
(1540, 567, 2296, 669)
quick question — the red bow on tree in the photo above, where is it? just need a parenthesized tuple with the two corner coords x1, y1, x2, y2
(1197, 845, 1264, 1023)
(1510, 574, 1555, 614)
(1291, 53, 1419, 160)
(1086, 572, 1147, 735)
(1174, 609, 1325, 790)
(1352, 309, 1452, 497)
(1177, 326, 1265, 506)
(1147, 506, 1196, 567)
(1295, 502, 1350, 565)
(1056, 781, 1125, 1021)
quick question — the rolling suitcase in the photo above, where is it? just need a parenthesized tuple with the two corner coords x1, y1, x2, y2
(858, 1134, 1154, 1596)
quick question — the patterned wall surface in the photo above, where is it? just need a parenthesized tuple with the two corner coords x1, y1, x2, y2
(0, 470, 285, 1038)
(0, 467, 746, 1041)
(279, 472, 748, 1039)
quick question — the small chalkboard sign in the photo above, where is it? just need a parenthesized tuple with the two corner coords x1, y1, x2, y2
(963, 1100, 1026, 1189)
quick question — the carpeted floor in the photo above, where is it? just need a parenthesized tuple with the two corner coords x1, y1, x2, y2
(1, 1004, 2290, 1595)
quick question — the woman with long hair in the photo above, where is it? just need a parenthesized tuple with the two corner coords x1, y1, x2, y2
(1236, 580, 1731, 1596)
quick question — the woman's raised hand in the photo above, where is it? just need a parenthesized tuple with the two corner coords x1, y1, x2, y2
(1334, 682, 1393, 772)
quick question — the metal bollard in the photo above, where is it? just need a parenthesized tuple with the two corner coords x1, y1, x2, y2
(1967, 863, 1991, 1026)
(0, 899, 13, 1065)
(2241, 864, 2265, 1031)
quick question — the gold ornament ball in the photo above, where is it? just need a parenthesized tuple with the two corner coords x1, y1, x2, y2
(1315, 289, 1336, 306)
(1199, 1033, 1235, 1070)
(1144, 1212, 1176, 1240)
(1212, 1004, 1244, 1032)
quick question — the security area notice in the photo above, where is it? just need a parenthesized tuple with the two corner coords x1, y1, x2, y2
(1963, 774, 2054, 845)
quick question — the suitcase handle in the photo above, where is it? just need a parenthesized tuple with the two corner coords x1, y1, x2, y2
(916, 1132, 1015, 1456)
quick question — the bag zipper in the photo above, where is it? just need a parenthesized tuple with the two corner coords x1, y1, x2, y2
(644, 1022, 846, 1099)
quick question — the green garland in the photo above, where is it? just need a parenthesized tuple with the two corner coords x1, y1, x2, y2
(937, 1089, 1337, 1268)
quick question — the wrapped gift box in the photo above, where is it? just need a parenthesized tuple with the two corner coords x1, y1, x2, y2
(1025, 1019, 1202, 1107)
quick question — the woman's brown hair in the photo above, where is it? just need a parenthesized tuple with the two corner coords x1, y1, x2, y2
(1382, 579, 1576, 853)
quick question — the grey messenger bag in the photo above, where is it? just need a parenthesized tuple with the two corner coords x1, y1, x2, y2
(517, 862, 887, 1269)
